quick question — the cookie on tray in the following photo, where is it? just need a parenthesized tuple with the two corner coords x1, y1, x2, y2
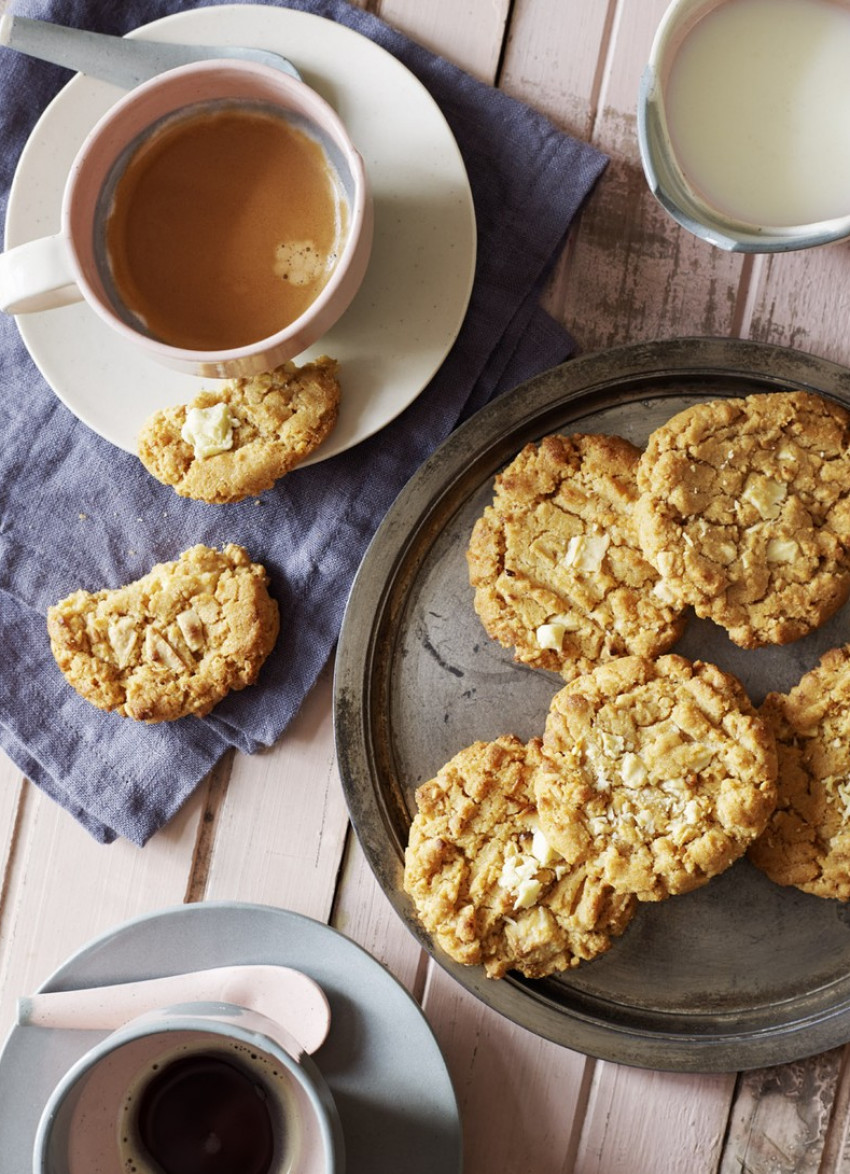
(47, 544, 279, 723)
(635, 390, 850, 648)
(137, 357, 340, 504)
(534, 655, 778, 902)
(749, 646, 850, 901)
(466, 433, 687, 682)
(403, 734, 637, 979)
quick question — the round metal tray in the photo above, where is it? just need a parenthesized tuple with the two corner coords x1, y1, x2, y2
(334, 337, 850, 1072)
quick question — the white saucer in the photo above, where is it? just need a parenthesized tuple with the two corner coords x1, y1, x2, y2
(5, 5, 477, 461)
(0, 902, 462, 1174)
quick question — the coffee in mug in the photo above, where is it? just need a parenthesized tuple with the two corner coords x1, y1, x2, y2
(0, 60, 372, 378)
(101, 102, 349, 352)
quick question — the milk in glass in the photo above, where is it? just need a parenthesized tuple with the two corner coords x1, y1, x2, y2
(664, 0, 850, 226)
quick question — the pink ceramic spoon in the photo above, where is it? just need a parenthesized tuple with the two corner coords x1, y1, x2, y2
(17, 965, 331, 1055)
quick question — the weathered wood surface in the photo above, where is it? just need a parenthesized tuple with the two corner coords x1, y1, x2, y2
(2, 1, 850, 1171)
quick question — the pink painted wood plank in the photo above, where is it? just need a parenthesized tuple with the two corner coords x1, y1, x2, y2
(0, 752, 24, 906)
(500, 0, 612, 139)
(203, 665, 350, 920)
(747, 248, 850, 368)
(421, 963, 591, 1174)
(539, 0, 746, 351)
(333, 815, 593, 1174)
(356, 6, 737, 1174)
(574, 1063, 733, 1173)
(331, 833, 424, 996)
(498, 0, 850, 1168)
(375, 0, 510, 81)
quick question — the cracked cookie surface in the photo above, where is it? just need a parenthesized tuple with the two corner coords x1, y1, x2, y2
(47, 544, 279, 722)
(635, 390, 850, 648)
(750, 646, 850, 900)
(403, 734, 637, 979)
(137, 357, 340, 504)
(466, 433, 687, 682)
(534, 655, 778, 901)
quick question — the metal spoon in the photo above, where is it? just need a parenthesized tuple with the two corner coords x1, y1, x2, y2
(0, 13, 300, 89)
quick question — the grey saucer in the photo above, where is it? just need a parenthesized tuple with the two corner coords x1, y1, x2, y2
(0, 902, 461, 1174)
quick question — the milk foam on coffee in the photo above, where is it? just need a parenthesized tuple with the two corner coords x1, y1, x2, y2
(102, 101, 348, 352)
(663, 0, 850, 226)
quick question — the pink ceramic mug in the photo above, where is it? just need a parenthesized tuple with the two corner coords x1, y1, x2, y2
(0, 60, 373, 378)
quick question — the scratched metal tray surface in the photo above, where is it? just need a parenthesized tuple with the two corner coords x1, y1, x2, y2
(334, 337, 850, 1072)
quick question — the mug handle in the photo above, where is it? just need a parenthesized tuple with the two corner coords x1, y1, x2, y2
(0, 233, 82, 314)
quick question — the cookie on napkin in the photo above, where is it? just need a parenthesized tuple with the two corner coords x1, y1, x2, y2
(534, 655, 778, 901)
(750, 646, 850, 900)
(635, 390, 850, 648)
(466, 433, 687, 682)
(403, 734, 637, 979)
(137, 357, 340, 504)
(47, 544, 279, 723)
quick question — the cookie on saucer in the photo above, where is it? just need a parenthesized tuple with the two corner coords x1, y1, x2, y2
(749, 646, 850, 900)
(534, 655, 778, 902)
(137, 357, 340, 504)
(466, 433, 687, 682)
(635, 390, 850, 648)
(47, 544, 279, 722)
(403, 734, 637, 979)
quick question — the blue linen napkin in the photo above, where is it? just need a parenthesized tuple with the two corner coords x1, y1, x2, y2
(0, 0, 607, 843)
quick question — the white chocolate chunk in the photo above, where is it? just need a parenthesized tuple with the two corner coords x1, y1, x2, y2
(107, 616, 138, 668)
(530, 824, 560, 867)
(562, 532, 610, 573)
(766, 537, 799, 564)
(536, 622, 566, 651)
(621, 752, 648, 787)
(180, 403, 234, 459)
(599, 730, 626, 756)
(143, 627, 187, 672)
(513, 877, 544, 909)
(175, 607, 205, 652)
(687, 744, 715, 771)
(635, 808, 656, 832)
(499, 846, 544, 911)
(742, 473, 787, 520)
(652, 578, 680, 604)
(683, 798, 703, 825)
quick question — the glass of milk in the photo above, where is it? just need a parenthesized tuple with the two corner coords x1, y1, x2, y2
(638, 0, 850, 251)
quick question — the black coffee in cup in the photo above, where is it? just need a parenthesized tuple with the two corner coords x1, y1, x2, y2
(134, 1052, 277, 1174)
(116, 1038, 296, 1174)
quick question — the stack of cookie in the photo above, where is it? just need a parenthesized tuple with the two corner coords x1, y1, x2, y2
(404, 389, 850, 980)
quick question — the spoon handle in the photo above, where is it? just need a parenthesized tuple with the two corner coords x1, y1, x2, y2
(0, 14, 299, 89)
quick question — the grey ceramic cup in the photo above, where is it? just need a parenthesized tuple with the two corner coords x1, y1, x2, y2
(33, 1001, 344, 1174)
